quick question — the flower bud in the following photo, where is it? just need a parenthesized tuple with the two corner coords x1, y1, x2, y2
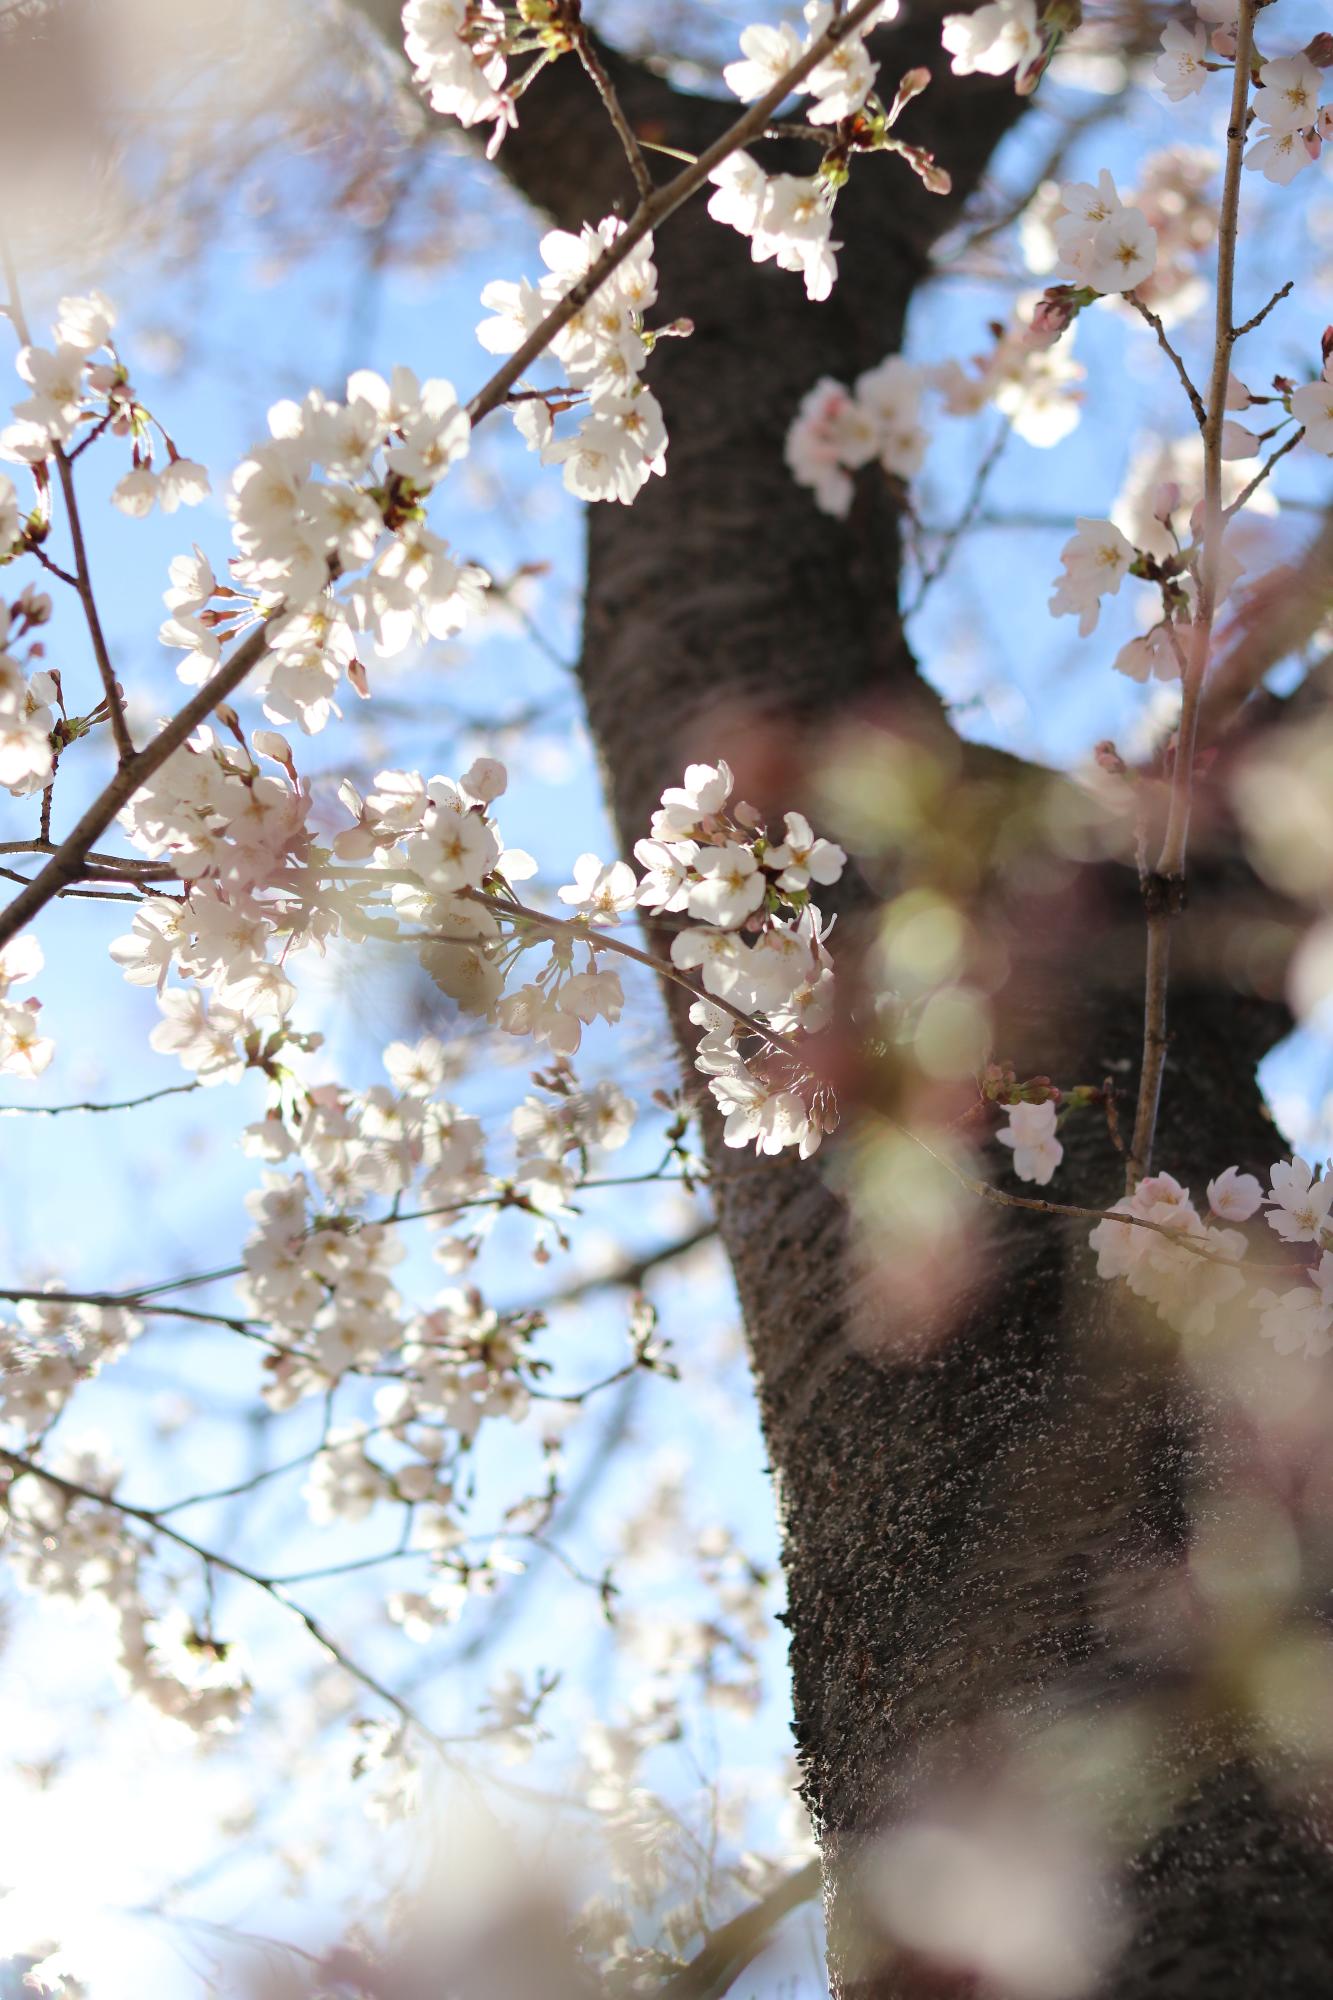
(1150, 480, 1181, 522)
(252, 729, 293, 768)
(1029, 289, 1078, 345)
(887, 65, 930, 124)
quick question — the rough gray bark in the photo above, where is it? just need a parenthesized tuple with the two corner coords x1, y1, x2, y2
(356, 5, 1333, 1990)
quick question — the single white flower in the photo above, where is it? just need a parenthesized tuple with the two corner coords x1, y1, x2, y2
(995, 1100, 1062, 1185)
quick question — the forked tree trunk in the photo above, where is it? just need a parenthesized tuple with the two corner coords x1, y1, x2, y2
(354, 5, 1333, 1988)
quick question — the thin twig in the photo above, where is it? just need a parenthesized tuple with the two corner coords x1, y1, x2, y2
(534, 1221, 717, 1310)
(0, 1079, 202, 1116)
(1127, 295, 1207, 432)
(906, 418, 1011, 614)
(0, 620, 272, 952)
(1233, 277, 1293, 341)
(572, 26, 654, 201)
(899, 1120, 1288, 1272)
(0, 1444, 454, 1752)
(0, 236, 133, 761)
(1222, 424, 1303, 520)
(1127, 1, 1256, 1187)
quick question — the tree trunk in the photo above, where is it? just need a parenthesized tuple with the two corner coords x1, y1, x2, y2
(354, 6, 1333, 1988)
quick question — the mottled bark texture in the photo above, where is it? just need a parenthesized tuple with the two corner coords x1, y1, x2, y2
(357, 5, 1333, 1990)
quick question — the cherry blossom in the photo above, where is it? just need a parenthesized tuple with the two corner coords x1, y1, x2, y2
(940, 0, 1042, 84)
(1265, 1157, 1333, 1244)
(1292, 367, 1333, 455)
(765, 812, 846, 893)
(1245, 127, 1318, 187)
(723, 21, 804, 101)
(1089, 1174, 1246, 1338)
(706, 157, 840, 303)
(687, 844, 768, 927)
(557, 854, 640, 925)
(402, 0, 512, 146)
(1153, 21, 1210, 102)
(1048, 519, 1135, 637)
(1251, 55, 1324, 134)
(1207, 1167, 1264, 1223)
(995, 1100, 1062, 1185)
(0, 931, 53, 1079)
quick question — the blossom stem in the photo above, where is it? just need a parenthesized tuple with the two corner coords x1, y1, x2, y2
(1127, 0, 1257, 1188)
(0, 619, 273, 953)
(0, 1079, 202, 1115)
(571, 25, 654, 202)
(1222, 423, 1304, 519)
(1126, 295, 1206, 431)
(0, 235, 134, 763)
(899, 1119, 1288, 1272)
(466, 887, 813, 1067)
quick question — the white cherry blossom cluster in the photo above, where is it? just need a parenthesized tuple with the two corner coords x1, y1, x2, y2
(931, 306, 1084, 449)
(402, 0, 513, 152)
(706, 155, 842, 304)
(0, 1287, 140, 1438)
(1103, 426, 1285, 681)
(784, 357, 929, 517)
(1087, 1172, 1248, 1338)
(110, 727, 322, 1074)
(1, 289, 209, 514)
(996, 1113, 1333, 1357)
(478, 219, 667, 505)
(941, 0, 1045, 91)
(2, 1444, 251, 1733)
(1154, 12, 1332, 186)
(1022, 149, 1214, 328)
(722, 2, 896, 126)
(1245, 54, 1331, 186)
(342, 758, 628, 1074)
(511, 1070, 635, 1183)
(636, 759, 845, 1157)
(1048, 171, 1158, 298)
(786, 308, 1091, 517)
(711, 32, 949, 300)
(0, 930, 53, 1079)
(0, 581, 59, 798)
(242, 1173, 410, 1393)
(1050, 429, 1269, 669)
(158, 364, 484, 723)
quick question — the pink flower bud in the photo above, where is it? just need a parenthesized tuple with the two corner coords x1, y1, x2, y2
(1211, 25, 1237, 56)
(1150, 481, 1181, 522)
(1029, 291, 1078, 345)
(1321, 326, 1333, 369)
(1303, 128, 1322, 163)
(887, 65, 930, 124)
